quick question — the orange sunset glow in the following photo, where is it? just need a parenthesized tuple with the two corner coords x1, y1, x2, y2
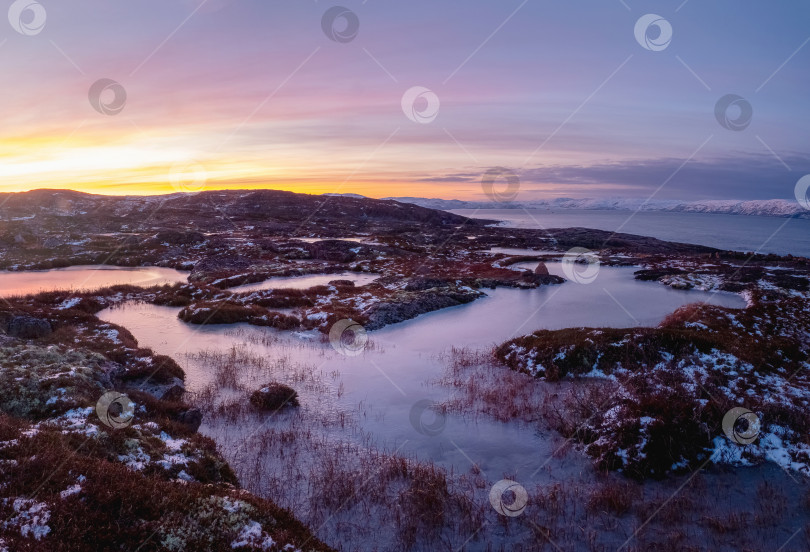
(0, 0, 806, 201)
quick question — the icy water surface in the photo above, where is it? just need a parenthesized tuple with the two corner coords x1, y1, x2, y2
(0, 265, 189, 297)
(100, 264, 745, 474)
(452, 208, 810, 257)
(93, 267, 808, 551)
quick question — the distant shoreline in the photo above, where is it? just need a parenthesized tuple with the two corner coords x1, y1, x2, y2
(387, 196, 810, 220)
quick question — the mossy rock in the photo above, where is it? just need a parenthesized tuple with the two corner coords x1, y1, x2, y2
(249, 383, 299, 411)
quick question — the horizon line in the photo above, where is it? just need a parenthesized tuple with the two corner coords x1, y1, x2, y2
(0, 186, 802, 205)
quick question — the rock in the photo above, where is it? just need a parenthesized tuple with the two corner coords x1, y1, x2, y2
(328, 279, 355, 287)
(7, 316, 52, 339)
(634, 268, 685, 281)
(176, 408, 203, 432)
(538, 274, 566, 285)
(404, 277, 451, 291)
(161, 384, 186, 402)
(250, 383, 299, 411)
(534, 262, 550, 276)
(124, 377, 185, 401)
(519, 272, 565, 287)
(363, 289, 482, 330)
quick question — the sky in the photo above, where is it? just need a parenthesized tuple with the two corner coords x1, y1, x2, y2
(0, 0, 808, 201)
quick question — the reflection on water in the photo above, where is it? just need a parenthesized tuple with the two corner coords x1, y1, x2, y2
(0, 265, 189, 297)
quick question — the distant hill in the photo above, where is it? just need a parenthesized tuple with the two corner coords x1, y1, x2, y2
(0, 189, 483, 235)
(379, 196, 810, 219)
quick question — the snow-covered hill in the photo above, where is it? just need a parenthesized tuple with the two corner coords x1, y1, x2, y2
(378, 196, 809, 219)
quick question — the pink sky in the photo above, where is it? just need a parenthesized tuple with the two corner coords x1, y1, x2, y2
(0, 0, 807, 200)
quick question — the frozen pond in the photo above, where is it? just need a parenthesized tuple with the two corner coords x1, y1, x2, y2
(228, 272, 380, 292)
(0, 265, 189, 297)
(100, 264, 745, 468)
(95, 265, 755, 549)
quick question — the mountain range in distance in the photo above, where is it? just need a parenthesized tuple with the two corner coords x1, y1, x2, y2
(331, 195, 810, 219)
(3, 189, 807, 220)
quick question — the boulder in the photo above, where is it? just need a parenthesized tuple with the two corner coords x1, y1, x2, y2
(520, 272, 566, 286)
(7, 316, 52, 339)
(176, 408, 203, 432)
(122, 377, 185, 401)
(250, 383, 299, 411)
(534, 262, 550, 276)
(161, 384, 186, 402)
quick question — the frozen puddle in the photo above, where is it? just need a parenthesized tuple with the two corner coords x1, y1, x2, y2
(0, 265, 189, 297)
